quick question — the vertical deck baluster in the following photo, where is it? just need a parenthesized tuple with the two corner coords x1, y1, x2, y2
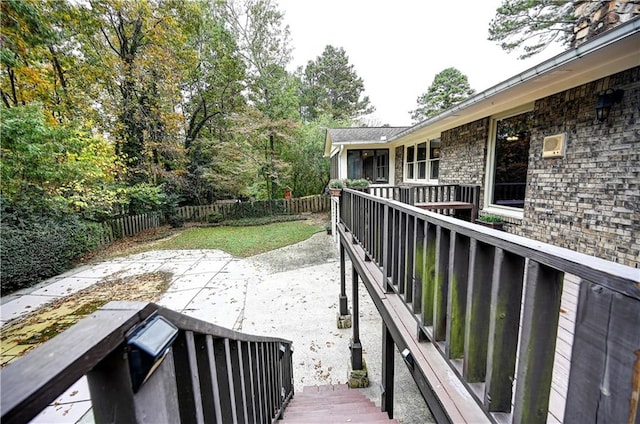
(391, 209, 401, 287)
(405, 214, 415, 303)
(230, 340, 248, 424)
(464, 240, 495, 383)
(191, 334, 216, 423)
(433, 226, 450, 342)
(205, 335, 224, 424)
(186, 331, 206, 423)
(223, 338, 239, 424)
(513, 261, 563, 424)
(383, 204, 393, 291)
(446, 232, 470, 360)
(421, 223, 437, 329)
(211, 337, 235, 422)
(264, 344, 274, 419)
(398, 212, 407, 294)
(485, 249, 525, 413)
(251, 343, 269, 424)
(274, 343, 283, 414)
(241, 342, 256, 424)
(413, 217, 425, 315)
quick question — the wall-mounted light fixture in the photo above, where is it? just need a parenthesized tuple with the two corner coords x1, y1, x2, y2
(595, 88, 624, 122)
(127, 314, 179, 393)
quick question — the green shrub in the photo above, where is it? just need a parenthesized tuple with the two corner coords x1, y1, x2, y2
(207, 212, 224, 224)
(0, 215, 108, 293)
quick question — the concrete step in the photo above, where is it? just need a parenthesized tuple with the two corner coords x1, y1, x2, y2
(281, 385, 398, 423)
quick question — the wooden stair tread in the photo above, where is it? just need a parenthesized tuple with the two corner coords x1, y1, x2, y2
(281, 385, 398, 423)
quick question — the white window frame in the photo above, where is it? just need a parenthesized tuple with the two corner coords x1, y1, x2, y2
(483, 104, 534, 220)
(404, 137, 440, 184)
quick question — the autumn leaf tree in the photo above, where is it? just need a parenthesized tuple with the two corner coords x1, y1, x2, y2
(223, 0, 299, 201)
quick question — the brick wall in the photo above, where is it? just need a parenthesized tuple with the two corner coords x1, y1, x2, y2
(440, 118, 489, 205)
(522, 66, 639, 267)
(394, 146, 404, 185)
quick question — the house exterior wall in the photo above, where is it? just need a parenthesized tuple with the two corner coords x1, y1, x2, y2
(521, 66, 639, 267)
(394, 146, 403, 185)
(439, 118, 490, 206)
(391, 67, 638, 267)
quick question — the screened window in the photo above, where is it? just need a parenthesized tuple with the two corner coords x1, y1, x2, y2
(347, 149, 389, 183)
(405, 138, 440, 182)
(490, 111, 533, 209)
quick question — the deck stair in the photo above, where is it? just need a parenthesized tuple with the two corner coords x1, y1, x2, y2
(280, 384, 398, 423)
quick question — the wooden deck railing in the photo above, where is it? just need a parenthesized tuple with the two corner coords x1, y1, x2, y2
(0, 302, 294, 424)
(338, 188, 639, 424)
(368, 184, 480, 220)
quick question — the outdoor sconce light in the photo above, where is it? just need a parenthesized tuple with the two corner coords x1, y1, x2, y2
(595, 88, 624, 122)
(127, 314, 179, 393)
(401, 348, 414, 370)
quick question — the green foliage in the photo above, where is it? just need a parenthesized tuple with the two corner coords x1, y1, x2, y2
(207, 212, 225, 223)
(1, 214, 108, 293)
(281, 116, 335, 196)
(328, 179, 344, 189)
(298, 45, 374, 121)
(488, 0, 575, 59)
(344, 178, 370, 188)
(124, 184, 167, 215)
(410, 67, 475, 123)
(479, 214, 503, 223)
(1, 104, 117, 218)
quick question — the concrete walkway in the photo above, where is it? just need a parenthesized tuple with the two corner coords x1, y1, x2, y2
(1, 233, 433, 423)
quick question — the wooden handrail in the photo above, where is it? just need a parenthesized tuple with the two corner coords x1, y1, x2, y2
(1, 302, 294, 424)
(339, 189, 639, 423)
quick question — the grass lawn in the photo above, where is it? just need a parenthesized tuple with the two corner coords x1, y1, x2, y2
(155, 220, 324, 257)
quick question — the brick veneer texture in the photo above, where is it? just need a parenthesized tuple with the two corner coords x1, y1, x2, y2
(522, 66, 639, 268)
(440, 118, 489, 207)
(394, 146, 404, 185)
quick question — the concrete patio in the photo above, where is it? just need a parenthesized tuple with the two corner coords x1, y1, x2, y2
(1, 232, 433, 423)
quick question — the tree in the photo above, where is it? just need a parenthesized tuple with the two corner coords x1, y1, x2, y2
(1, 104, 117, 217)
(298, 45, 375, 122)
(409, 67, 475, 123)
(488, 0, 575, 59)
(223, 0, 299, 201)
(281, 115, 339, 197)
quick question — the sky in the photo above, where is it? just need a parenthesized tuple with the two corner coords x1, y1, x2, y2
(277, 0, 565, 126)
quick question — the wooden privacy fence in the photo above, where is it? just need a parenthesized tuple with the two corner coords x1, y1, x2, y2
(176, 195, 329, 222)
(338, 188, 639, 424)
(97, 195, 330, 244)
(0, 302, 294, 424)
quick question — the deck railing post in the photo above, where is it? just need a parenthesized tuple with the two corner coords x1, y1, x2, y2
(463, 240, 494, 382)
(513, 261, 563, 424)
(485, 249, 525, 413)
(381, 321, 395, 419)
(339, 243, 348, 316)
(350, 266, 363, 371)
